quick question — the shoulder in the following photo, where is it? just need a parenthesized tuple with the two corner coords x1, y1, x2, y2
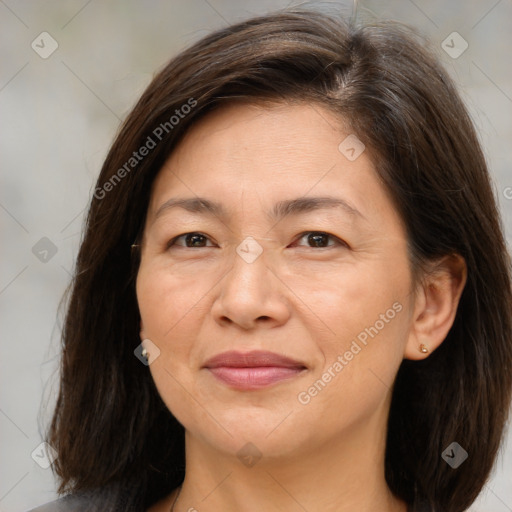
(26, 494, 90, 511)
(26, 483, 143, 511)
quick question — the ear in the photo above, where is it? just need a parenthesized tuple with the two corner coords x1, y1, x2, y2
(404, 254, 467, 360)
(140, 319, 145, 340)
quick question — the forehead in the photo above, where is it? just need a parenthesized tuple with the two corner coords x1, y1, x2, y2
(168, 100, 349, 165)
(145, 101, 398, 229)
(150, 102, 353, 186)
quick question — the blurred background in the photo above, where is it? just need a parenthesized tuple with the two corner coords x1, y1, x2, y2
(0, 1, 511, 511)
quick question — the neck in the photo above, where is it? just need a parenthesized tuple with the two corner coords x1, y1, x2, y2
(172, 416, 407, 512)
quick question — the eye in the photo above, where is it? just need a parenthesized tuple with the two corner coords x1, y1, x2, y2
(293, 231, 348, 249)
(167, 232, 215, 248)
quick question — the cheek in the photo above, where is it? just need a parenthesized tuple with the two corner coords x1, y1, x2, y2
(136, 260, 211, 339)
(296, 306, 408, 432)
(136, 263, 204, 422)
(293, 257, 406, 340)
(298, 257, 410, 398)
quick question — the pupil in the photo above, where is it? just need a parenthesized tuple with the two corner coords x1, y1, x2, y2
(187, 234, 205, 247)
(309, 233, 327, 247)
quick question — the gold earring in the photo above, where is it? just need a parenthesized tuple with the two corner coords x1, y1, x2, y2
(419, 344, 429, 354)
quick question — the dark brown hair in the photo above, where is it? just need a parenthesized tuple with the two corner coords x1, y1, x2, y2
(46, 7, 512, 512)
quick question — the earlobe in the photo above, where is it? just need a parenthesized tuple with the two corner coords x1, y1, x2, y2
(404, 254, 467, 360)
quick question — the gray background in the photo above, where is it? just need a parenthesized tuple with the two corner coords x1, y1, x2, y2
(1, 1, 511, 511)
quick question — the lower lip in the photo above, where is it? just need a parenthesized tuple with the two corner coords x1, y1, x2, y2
(207, 366, 305, 390)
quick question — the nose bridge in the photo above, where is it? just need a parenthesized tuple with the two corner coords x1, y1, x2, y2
(212, 241, 290, 329)
(228, 245, 269, 299)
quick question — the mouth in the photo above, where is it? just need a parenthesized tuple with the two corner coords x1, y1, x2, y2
(203, 350, 307, 390)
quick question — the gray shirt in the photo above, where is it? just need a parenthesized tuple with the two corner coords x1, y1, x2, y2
(26, 486, 141, 511)
(27, 495, 92, 511)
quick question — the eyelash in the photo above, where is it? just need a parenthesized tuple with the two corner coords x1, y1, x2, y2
(166, 231, 349, 250)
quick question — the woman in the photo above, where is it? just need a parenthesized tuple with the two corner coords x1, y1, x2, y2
(30, 7, 512, 512)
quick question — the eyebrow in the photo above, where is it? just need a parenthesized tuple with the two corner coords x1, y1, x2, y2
(153, 196, 365, 223)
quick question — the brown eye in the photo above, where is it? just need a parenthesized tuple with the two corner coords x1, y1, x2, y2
(306, 232, 330, 247)
(294, 231, 346, 248)
(168, 232, 214, 248)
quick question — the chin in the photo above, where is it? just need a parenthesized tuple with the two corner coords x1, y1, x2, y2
(179, 402, 308, 459)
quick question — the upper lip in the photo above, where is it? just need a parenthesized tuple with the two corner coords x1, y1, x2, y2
(203, 350, 306, 369)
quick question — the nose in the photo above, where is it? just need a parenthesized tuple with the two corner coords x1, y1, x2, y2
(211, 249, 291, 330)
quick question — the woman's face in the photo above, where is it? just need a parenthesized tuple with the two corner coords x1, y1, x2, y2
(136, 101, 415, 461)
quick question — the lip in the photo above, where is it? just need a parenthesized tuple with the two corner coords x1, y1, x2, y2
(203, 350, 307, 390)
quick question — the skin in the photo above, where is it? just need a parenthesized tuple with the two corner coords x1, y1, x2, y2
(137, 101, 466, 512)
